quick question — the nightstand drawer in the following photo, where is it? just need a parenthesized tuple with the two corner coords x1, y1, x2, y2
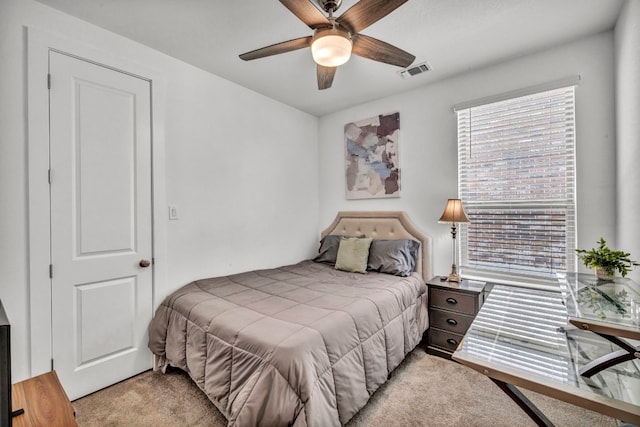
(429, 309, 474, 335)
(430, 288, 477, 315)
(425, 277, 486, 359)
(428, 328, 464, 352)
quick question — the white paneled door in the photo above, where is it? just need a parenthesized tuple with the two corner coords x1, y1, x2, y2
(49, 51, 153, 399)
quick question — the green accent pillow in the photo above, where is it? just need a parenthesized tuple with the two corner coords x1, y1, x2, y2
(335, 237, 373, 274)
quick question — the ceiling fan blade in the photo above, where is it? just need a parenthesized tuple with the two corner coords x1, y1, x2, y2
(279, 0, 330, 29)
(239, 36, 312, 61)
(337, 0, 408, 34)
(352, 34, 415, 68)
(317, 65, 336, 90)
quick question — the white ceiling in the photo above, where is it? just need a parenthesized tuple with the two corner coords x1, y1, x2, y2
(34, 0, 624, 116)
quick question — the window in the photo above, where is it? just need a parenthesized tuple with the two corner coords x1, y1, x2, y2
(456, 83, 577, 285)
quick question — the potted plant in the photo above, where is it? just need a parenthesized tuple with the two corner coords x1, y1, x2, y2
(575, 237, 639, 280)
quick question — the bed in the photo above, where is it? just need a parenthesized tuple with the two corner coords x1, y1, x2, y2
(148, 211, 433, 426)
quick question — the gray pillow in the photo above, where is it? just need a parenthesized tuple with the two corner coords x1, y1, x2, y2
(367, 239, 420, 276)
(335, 237, 373, 274)
(313, 235, 342, 265)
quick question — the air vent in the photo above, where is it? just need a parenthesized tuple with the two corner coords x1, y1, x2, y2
(398, 62, 430, 79)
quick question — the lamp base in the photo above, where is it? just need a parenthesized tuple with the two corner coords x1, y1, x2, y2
(447, 264, 462, 283)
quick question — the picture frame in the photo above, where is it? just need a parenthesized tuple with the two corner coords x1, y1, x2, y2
(344, 112, 401, 199)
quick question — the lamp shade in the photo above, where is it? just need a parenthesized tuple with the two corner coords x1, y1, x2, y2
(438, 199, 469, 223)
(311, 28, 352, 67)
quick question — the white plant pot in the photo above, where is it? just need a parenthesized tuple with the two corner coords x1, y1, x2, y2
(595, 268, 615, 281)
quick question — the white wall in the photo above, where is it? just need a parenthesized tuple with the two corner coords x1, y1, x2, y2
(615, 0, 640, 282)
(318, 32, 617, 277)
(0, 0, 318, 382)
(162, 54, 319, 288)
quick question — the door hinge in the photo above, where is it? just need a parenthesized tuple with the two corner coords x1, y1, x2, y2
(51, 358, 54, 370)
(48, 169, 52, 184)
(47, 73, 51, 90)
(49, 264, 53, 279)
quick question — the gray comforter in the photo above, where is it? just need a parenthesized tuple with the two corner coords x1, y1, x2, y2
(148, 260, 428, 426)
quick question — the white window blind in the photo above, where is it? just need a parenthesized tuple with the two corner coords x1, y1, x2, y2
(457, 85, 577, 283)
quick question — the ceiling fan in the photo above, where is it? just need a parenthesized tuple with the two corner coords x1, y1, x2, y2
(239, 0, 416, 90)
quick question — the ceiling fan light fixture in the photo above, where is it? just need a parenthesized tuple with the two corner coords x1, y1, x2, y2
(311, 27, 352, 67)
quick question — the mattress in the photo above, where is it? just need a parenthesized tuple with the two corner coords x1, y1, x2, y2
(148, 260, 428, 426)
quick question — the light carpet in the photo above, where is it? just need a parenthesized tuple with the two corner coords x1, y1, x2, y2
(73, 348, 619, 426)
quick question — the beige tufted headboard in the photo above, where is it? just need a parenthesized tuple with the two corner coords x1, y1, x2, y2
(320, 211, 433, 283)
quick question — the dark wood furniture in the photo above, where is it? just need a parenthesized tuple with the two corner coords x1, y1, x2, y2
(11, 371, 76, 426)
(426, 276, 486, 358)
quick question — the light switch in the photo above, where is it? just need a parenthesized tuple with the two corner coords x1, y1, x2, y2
(168, 205, 179, 220)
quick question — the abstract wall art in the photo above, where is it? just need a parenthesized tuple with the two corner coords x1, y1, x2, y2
(344, 112, 401, 199)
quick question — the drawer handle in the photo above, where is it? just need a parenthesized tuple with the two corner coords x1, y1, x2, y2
(446, 318, 458, 326)
(446, 338, 458, 346)
(446, 297, 458, 305)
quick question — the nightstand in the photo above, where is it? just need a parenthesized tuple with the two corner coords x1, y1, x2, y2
(426, 276, 486, 358)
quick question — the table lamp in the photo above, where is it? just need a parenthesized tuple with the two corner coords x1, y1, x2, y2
(438, 199, 469, 282)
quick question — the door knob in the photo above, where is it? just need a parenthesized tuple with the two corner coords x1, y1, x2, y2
(139, 259, 151, 268)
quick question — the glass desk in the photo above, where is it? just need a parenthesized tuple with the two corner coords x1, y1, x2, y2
(452, 285, 640, 426)
(559, 273, 640, 377)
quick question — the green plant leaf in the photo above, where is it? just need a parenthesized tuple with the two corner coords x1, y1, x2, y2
(575, 238, 640, 277)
